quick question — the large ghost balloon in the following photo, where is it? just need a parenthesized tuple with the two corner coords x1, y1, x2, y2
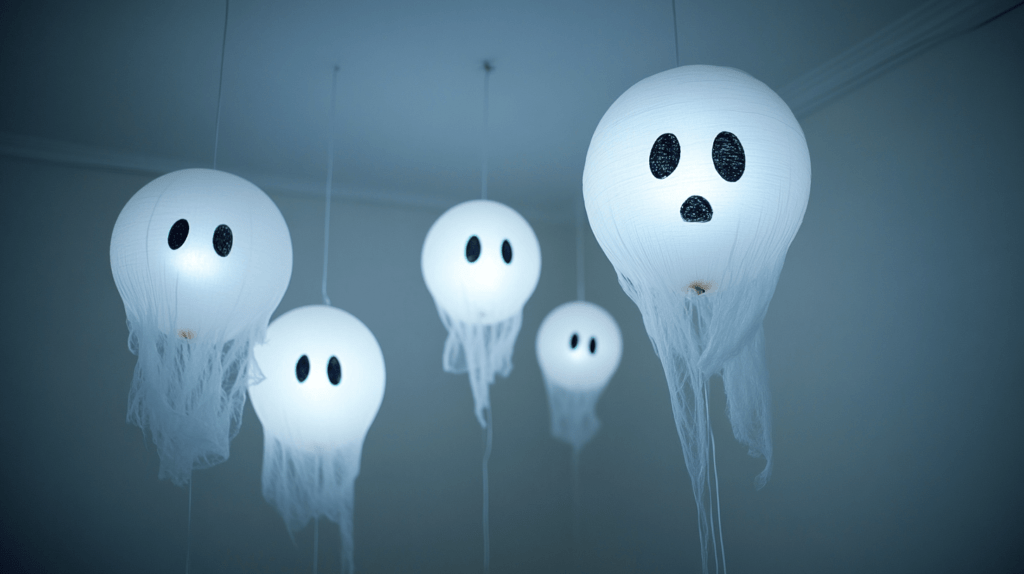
(536, 301, 622, 450)
(110, 168, 292, 485)
(583, 65, 810, 571)
(251, 305, 384, 573)
(422, 199, 541, 427)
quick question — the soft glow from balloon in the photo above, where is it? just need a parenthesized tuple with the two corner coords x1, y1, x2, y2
(583, 65, 810, 573)
(251, 305, 385, 454)
(422, 199, 541, 325)
(111, 168, 292, 340)
(251, 305, 384, 571)
(109, 168, 292, 485)
(421, 199, 541, 427)
(536, 301, 622, 393)
(537, 301, 622, 450)
(584, 66, 809, 296)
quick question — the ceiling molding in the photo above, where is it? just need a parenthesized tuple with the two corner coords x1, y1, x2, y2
(780, 0, 1021, 118)
(4, 0, 1018, 221)
(0, 131, 573, 224)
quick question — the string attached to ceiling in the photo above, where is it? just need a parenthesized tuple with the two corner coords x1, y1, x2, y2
(247, 63, 384, 574)
(421, 58, 541, 574)
(667, 2, 726, 572)
(481, 61, 492, 201)
(480, 59, 494, 574)
(322, 65, 340, 308)
(314, 62, 341, 574)
(536, 194, 622, 574)
(212, 0, 231, 170)
(671, 0, 679, 67)
(576, 196, 586, 303)
(186, 3, 232, 573)
(573, 193, 586, 574)
(312, 63, 340, 574)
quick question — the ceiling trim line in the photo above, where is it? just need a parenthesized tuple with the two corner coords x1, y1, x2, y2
(0, 131, 572, 224)
(779, 0, 1021, 118)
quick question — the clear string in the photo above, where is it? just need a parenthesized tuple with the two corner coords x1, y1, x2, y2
(712, 419, 726, 574)
(570, 447, 582, 574)
(322, 65, 339, 307)
(671, 0, 679, 67)
(481, 61, 492, 201)
(576, 195, 585, 302)
(313, 517, 319, 574)
(212, 0, 230, 170)
(703, 385, 726, 574)
(185, 472, 193, 574)
(482, 407, 493, 573)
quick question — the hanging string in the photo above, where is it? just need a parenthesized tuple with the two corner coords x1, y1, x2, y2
(711, 417, 727, 574)
(671, 0, 679, 68)
(313, 517, 320, 574)
(185, 473, 193, 574)
(478, 59, 495, 573)
(212, 0, 230, 169)
(481, 61, 492, 201)
(703, 385, 727, 574)
(576, 195, 586, 302)
(482, 407, 494, 573)
(570, 447, 582, 574)
(186, 3, 229, 569)
(322, 65, 340, 307)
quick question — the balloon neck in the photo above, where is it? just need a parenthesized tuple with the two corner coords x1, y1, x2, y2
(687, 281, 712, 296)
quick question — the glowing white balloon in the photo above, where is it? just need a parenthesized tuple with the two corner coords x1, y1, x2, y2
(251, 305, 385, 572)
(111, 168, 292, 340)
(110, 168, 292, 485)
(422, 199, 541, 324)
(421, 199, 541, 426)
(583, 65, 810, 572)
(536, 301, 622, 449)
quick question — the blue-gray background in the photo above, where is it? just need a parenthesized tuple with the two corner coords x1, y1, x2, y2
(1, 1, 1022, 573)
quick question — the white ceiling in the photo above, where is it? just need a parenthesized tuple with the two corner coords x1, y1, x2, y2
(0, 0, 930, 213)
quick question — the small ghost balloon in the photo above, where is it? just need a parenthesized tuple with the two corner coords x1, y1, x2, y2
(421, 199, 541, 426)
(251, 305, 385, 573)
(110, 168, 292, 485)
(536, 301, 622, 450)
(583, 65, 810, 572)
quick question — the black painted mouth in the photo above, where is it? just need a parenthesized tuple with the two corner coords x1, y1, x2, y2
(680, 195, 713, 223)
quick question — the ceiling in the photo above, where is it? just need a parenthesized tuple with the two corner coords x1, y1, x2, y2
(1, 0, 929, 214)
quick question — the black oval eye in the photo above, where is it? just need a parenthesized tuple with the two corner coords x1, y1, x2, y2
(168, 219, 189, 250)
(466, 235, 481, 263)
(650, 133, 680, 179)
(589, 337, 597, 354)
(570, 333, 579, 349)
(213, 224, 233, 257)
(295, 355, 310, 383)
(327, 356, 341, 386)
(712, 131, 745, 182)
(501, 240, 512, 264)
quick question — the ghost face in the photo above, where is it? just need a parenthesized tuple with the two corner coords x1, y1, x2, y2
(422, 200, 541, 324)
(110, 169, 292, 339)
(583, 65, 810, 295)
(251, 305, 385, 452)
(536, 302, 622, 392)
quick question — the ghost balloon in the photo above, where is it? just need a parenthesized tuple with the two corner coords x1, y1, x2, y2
(421, 199, 541, 427)
(536, 301, 622, 450)
(583, 65, 810, 572)
(251, 305, 384, 572)
(110, 168, 292, 485)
